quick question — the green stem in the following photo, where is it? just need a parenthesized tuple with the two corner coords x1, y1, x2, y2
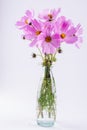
(37, 47, 44, 60)
(53, 49, 58, 58)
(38, 66, 55, 108)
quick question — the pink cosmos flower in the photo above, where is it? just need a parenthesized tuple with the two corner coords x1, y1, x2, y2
(38, 25, 60, 54)
(38, 8, 61, 22)
(24, 19, 42, 47)
(55, 16, 78, 44)
(16, 10, 34, 30)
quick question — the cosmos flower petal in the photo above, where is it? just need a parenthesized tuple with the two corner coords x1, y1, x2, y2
(51, 40, 60, 48)
(67, 27, 76, 35)
(42, 43, 56, 54)
(26, 10, 32, 16)
(38, 9, 49, 19)
(32, 19, 42, 30)
(75, 37, 83, 48)
(76, 24, 83, 35)
(25, 33, 34, 40)
(65, 36, 78, 43)
(49, 43, 56, 54)
(16, 21, 25, 26)
(29, 38, 37, 47)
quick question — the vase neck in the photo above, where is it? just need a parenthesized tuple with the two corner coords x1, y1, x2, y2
(44, 66, 52, 79)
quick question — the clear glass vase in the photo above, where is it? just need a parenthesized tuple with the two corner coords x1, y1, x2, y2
(37, 65, 56, 127)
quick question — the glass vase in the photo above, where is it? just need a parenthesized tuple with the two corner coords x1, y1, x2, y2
(37, 65, 56, 127)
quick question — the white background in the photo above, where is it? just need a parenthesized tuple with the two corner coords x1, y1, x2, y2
(0, 0, 87, 129)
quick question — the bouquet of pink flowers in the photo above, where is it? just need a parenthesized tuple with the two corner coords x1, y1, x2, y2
(16, 8, 82, 56)
(16, 8, 83, 127)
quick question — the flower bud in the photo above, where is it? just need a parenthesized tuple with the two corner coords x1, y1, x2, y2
(32, 53, 37, 58)
(58, 48, 62, 53)
(23, 36, 25, 40)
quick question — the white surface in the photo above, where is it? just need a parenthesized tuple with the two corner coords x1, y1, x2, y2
(0, 0, 87, 129)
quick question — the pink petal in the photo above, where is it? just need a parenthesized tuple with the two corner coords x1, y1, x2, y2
(42, 41, 56, 54)
(67, 27, 76, 35)
(49, 43, 56, 54)
(51, 34, 60, 47)
(51, 40, 60, 48)
(25, 10, 34, 18)
(26, 10, 31, 16)
(76, 24, 83, 35)
(25, 33, 34, 40)
(29, 38, 37, 47)
(75, 37, 83, 48)
(21, 16, 27, 21)
(65, 36, 78, 43)
(16, 21, 25, 26)
(38, 9, 49, 19)
(32, 19, 41, 30)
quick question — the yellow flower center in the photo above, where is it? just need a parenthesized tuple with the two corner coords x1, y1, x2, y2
(45, 36, 52, 43)
(25, 19, 29, 24)
(60, 33, 66, 39)
(36, 31, 41, 35)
